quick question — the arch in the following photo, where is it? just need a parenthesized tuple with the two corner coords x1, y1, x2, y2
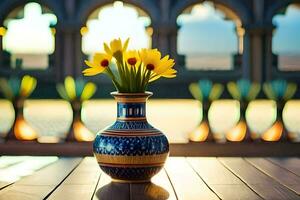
(266, 0, 300, 23)
(271, 3, 300, 71)
(170, 0, 251, 26)
(80, 1, 152, 55)
(76, 0, 159, 27)
(0, 1, 60, 70)
(176, 1, 243, 70)
(0, 0, 64, 26)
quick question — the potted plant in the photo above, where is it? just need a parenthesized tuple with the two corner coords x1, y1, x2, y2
(0, 75, 38, 141)
(83, 38, 176, 182)
(262, 79, 297, 141)
(188, 80, 224, 142)
(226, 79, 260, 142)
(56, 76, 97, 142)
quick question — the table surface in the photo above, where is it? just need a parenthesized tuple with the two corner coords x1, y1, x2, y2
(0, 157, 300, 200)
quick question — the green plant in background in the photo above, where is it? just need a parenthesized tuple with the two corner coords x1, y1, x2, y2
(56, 76, 97, 142)
(262, 79, 298, 141)
(226, 79, 261, 141)
(189, 79, 224, 142)
(0, 75, 38, 140)
(263, 79, 297, 102)
(227, 79, 261, 103)
(0, 75, 37, 100)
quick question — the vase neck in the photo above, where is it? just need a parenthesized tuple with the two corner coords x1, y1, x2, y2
(117, 102, 146, 120)
(112, 92, 152, 121)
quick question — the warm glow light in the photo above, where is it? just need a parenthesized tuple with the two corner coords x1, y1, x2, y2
(189, 121, 209, 142)
(226, 121, 247, 142)
(0, 27, 6, 36)
(51, 28, 56, 35)
(73, 120, 95, 142)
(37, 136, 61, 143)
(80, 26, 88, 36)
(82, 1, 151, 55)
(261, 121, 283, 141)
(14, 116, 38, 140)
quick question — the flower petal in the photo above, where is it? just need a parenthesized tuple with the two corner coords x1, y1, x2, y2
(104, 43, 112, 55)
(123, 38, 130, 51)
(83, 66, 105, 76)
(84, 60, 98, 68)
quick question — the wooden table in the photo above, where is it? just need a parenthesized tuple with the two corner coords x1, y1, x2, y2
(0, 157, 300, 200)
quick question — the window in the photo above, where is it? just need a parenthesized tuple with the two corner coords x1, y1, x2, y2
(272, 4, 300, 71)
(1, 2, 57, 70)
(177, 2, 243, 70)
(81, 1, 151, 58)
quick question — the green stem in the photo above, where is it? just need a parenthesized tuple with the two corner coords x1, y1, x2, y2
(105, 68, 122, 91)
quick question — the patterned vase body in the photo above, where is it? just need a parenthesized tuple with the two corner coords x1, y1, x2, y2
(93, 92, 169, 182)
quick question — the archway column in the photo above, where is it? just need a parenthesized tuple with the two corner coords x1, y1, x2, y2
(153, 24, 180, 66)
(243, 24, 274, 82)
(59, 23, 83, 79)
(59, 25, 75, 78)
(264, 26, 276, 81)
(0, 35, 2, 67)
(54, 27, 63, 81)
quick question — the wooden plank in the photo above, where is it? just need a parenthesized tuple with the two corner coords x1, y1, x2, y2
(187, 157, 262, 200)
(47, 157, 101, 200)
(0, 157, 81, 200)
(219, 157, 300, 200)
(0, 182, 11, 190)
(164, 157, 219, 200)
(0, 156, 57, 190)
(0, 156, 27, 169)
(267, 157, 300, 176)
(246, 158, 300, 195)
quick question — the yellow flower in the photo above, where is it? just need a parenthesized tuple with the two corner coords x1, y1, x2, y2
(104, 38, 129, 60)
(140, 49, 176, 80)
(124, 50, 140, 66)
(83, 53, 112, 76)
(139, 48, 161, 70)
(155, 55, 176, 76)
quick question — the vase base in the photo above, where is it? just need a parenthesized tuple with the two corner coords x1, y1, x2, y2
(111, 178, 151, 183)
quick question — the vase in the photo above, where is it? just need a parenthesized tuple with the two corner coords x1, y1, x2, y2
(189, 101, 213, 142)
(6, 98, 38, 141)
(66, 100, 94, 142)
(261, 101, 286, 142)
(226, 101, 251, 142)
(93, 92, 169, 182)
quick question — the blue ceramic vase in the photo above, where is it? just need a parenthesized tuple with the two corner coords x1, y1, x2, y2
(93, 92, 169, 182)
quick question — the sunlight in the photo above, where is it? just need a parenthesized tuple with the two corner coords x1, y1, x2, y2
(82, 1, 151, 55)
(2, 2, 57, 69)
(3, 3, 56, 53)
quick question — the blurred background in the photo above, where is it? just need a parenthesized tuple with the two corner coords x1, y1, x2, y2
(0, 0, 299, 144)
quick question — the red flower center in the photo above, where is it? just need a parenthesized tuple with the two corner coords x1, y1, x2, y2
(101, 59, 109, 67)
(146, 64, 155, 70)
(127, 58, 137, 65)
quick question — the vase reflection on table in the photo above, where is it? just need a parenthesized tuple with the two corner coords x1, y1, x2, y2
(96, 181, 169, 200)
